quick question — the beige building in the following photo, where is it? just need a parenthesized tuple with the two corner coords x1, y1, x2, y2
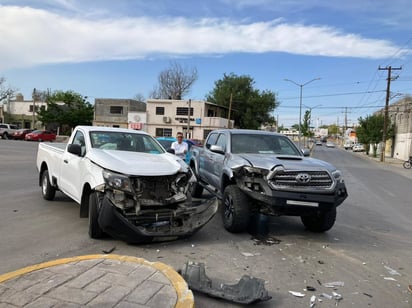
(92, 98, 233, 141)
(1, 93, 47, 128)
(93, 98, 147, 130)
(145, 99, 233, 140)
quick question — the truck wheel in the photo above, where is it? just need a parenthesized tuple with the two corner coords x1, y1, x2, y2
(301, 207, 336, 232)
(41, 170, 56, 200)
(222, 185, 250, 233)
(2, 132, 8, 139)
(88, 192, 104, 239)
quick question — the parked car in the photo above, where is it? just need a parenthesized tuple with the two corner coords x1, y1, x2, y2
(343, 141, 355, 150)
(11, 128, 34, 140)
(156, 137, 195, 163)
(25, 130, 56, 142)
(326, 141, 335, 148)
(352, 143, 365, 152)
(0, 123, 19, 139)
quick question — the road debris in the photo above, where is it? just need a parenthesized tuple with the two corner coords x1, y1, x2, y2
(288, 291, 305, 297)
(362, 292, 373, 298)
(323, 281, 344, 288)
(252, 235, 282, 245)
(310, 295, 316, 307)
(241, 252, 255, 257)
(408, 285, 412, 292)
(384, 265, 401, 276)
(305, 286, 317, 291)
(102, 246, 116, 254)
(384, 277, 397, 281)
(179, 261, 271, 304)
(320, 293, 332, 300)
(332, 291, 342, 301)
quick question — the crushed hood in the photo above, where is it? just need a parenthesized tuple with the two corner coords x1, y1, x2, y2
(86, 149, 187, 176)
(232, 153, 336, 172)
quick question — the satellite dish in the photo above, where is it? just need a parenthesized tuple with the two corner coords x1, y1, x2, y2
(133, 115, 141, 122)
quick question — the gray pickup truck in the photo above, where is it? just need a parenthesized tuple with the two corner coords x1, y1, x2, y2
(189, 129, 347, 233)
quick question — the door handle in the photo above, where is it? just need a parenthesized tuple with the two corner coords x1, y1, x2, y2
(64, 159, 68, 164)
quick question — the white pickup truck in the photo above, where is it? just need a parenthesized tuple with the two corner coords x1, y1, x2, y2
(36, 126, 217, 243)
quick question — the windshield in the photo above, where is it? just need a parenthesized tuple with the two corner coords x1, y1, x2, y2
(89, 131, 165, 154)
(231, 134, 301, 156)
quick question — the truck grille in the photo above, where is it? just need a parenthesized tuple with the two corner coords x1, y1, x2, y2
(269, 170, 333, 190)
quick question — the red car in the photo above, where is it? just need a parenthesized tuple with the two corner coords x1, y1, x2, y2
(11, 129, 34, 140)
(25, 130, 56, 142)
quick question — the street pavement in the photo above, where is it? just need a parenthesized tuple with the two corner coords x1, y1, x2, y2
(0, 146, 409, 308)
(0, 254, 193, 308)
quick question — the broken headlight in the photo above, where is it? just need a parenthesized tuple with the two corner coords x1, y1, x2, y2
(102, 169, 132, 192)
(332, 170, 343, 182)
(243, 166, 269, 177)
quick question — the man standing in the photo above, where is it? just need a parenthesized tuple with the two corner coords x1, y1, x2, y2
(171, 132, 188, 160)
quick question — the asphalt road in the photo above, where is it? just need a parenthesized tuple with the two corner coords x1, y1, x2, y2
(0, 139, 411, 307)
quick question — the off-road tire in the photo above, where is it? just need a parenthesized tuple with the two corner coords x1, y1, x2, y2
(301, 207, 337, 232)
(222, 185, 250, 233)
(41, 170, 56, 200)
(88, 191, 104, 239)
(403, 161, 411, 169)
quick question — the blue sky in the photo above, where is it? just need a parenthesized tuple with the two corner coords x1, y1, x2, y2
(1, 0, 411, 127)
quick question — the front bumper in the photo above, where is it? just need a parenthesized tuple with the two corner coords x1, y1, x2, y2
(239, 181, 348, 216)
(98, 195, 218, 243)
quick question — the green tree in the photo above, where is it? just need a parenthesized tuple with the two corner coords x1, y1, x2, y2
(206, 73, 278, 129)
(357, 114, 392, 156)
(37, 90, 94, 134)
(328, 124, 339, 135)
(301, 110, 311, 137)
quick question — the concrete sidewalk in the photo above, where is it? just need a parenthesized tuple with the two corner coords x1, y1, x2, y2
(0, 254, 193, 308)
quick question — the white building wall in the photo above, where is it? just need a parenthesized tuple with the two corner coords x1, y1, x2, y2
(393, 132, 412, 160)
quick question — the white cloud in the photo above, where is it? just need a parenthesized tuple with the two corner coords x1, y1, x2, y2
(0, 5, 406, 70)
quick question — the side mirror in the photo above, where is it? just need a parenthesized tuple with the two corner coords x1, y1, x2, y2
(301, 148, 310, 157)
(67, 143, 82, 156)
(210, 144, 225, 154)
(167, 148, 175, 154)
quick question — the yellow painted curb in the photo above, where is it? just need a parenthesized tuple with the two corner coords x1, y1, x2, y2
(0, 254, 193, 308)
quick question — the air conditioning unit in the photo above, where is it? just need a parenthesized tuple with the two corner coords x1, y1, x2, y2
(163, 116, 171, 123)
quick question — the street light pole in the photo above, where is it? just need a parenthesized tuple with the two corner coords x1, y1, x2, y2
(284, 78, 321, 148)
(32, 88, 36, 129)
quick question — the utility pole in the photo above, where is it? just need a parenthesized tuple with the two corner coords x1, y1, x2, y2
(379, 66, 401, 162)
(32, 88, 36, 129)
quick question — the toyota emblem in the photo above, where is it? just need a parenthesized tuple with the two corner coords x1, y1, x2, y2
(296, 173, 311, 183)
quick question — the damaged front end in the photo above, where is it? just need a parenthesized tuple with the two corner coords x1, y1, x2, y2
(95, 168, 218, 243)
(231, 163, 347, 215)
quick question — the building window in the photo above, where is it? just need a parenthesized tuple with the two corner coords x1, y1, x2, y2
(156, 107, 165, 115)
(156, 128, 172, 137)
(110, 106, 123, 114)
(176, 107, 193, 116)
(29, 105, 40, 112)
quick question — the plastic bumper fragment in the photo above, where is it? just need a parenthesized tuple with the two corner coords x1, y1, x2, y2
(179, 261, 272, 304)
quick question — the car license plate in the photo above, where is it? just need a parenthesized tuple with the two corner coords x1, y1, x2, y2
(286, 200, 319, 207)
